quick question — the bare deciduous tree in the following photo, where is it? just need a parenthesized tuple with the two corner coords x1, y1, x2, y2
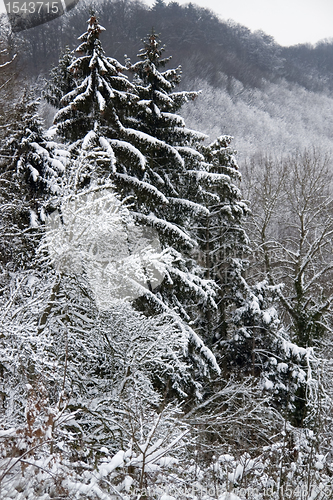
(244, 149, 333, 349)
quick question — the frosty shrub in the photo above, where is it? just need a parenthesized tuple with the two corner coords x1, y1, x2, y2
(44, 185, 170, 305)
(0, 262, 195, 498)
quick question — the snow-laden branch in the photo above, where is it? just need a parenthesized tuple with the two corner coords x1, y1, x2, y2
(303, 263, 333, 293)
(0, 53, 16, 68)
(296, 227, 333, 280)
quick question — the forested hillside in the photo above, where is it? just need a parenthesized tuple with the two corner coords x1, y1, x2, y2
(2, 0, 333, 159)
(1, 1, 333, 499)
(3, 0, 333, 91)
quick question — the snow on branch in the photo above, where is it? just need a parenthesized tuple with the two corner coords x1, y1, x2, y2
(168, 197, 210, 216)
(138, 287, 220, 375)
(123, 127, 184, 168)
(133, 212, 196, 247)
(109, 138, 146, 170)
(113, 173, 168, 204)
(0, 53, 17, 68)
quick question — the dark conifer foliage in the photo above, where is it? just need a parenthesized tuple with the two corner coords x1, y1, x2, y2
(197, 136, 249, 343)
(0, 90, 66, 268)
(43, 46, 76, 109)
(3, 91, 64, 204)
(53, 15, 137, 143)
(50, 16, 223, 383)
(129, 30, 198, 137)
(223, 262, 311, 422)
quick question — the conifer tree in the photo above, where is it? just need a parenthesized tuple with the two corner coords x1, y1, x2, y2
(128, 30, 198, 138)
(0, 89, 66, 268)
(53, 15, 137, 144)
(198, 136, 250, 343)
(4, 91, 65, 201)
(51, 19, 218, 335)
(126, 31, 230, 329)
(224, 260, 316, 422)
(128, 30, 212, 232)
(43, 46, 76, 109)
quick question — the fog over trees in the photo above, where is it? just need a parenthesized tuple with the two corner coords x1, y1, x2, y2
(1, 1, 333, 499)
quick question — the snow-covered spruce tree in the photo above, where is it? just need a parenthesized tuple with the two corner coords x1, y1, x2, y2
(50, 16, 225, 383)
(0, 89, 66, 269)
(127, 30, 198, 139)
(119, 38, 249, 348)
(53, 15, 138, 144)
(197, 141, 319, 426)
(126, 31, 234, 334)
(224, 260, 317, 423)
(127, 29, 316, 428)
(43, 46, 76, 110)
(196, 135, 250, 344)
(2, 88, 66, 208)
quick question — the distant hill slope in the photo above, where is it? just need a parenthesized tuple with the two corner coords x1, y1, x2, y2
(2, 0, 333, 160)
(2, 0, 333, 90)
(182, 77, 333, 163)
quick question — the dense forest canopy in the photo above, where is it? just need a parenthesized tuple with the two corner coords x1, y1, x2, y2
(3, 0, 333, 160)
(2, 0, 333, 90)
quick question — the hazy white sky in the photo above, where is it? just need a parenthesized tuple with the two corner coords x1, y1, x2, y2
(0, 0, 332, 46)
